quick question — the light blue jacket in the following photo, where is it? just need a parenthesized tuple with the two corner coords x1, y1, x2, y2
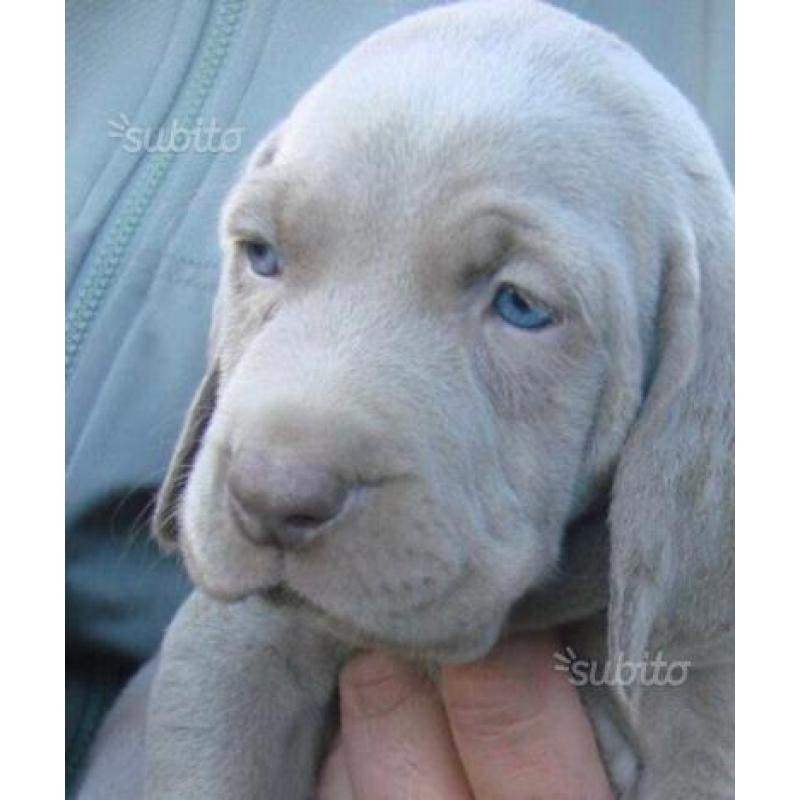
(65, 0, 732, 792)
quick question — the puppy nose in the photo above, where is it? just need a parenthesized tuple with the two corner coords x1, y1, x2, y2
(226, 448, 348, 549)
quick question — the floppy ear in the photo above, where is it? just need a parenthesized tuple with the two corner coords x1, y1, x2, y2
(152, 282, 226, 552)
(607, 215, 734, 718)
(152, 362, 220, 552)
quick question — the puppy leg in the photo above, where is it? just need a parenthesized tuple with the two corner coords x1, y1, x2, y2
(76, 658, 157, 800)
(145, 590, 347, 800)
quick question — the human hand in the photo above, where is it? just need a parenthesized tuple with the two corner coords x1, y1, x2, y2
(318, 631, 613, 799)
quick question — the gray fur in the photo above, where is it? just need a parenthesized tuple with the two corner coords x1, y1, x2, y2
(80, 2, 733, 797)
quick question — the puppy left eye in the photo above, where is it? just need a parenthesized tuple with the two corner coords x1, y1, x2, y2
(492, 284, 554, 330)
(243, 240, 281, 278)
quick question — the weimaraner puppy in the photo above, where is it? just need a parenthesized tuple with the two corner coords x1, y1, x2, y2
(80, 2, 734, 797)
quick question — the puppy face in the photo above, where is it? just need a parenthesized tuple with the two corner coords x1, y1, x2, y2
(167, 2, 726, 661)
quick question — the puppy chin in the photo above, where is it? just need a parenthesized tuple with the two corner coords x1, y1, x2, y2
(412, 619, 505, 663)
(180, 515, 283, 602)
(284, 586, 507, 663)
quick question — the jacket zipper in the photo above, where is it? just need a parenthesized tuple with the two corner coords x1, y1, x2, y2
(65, 0, 245, 381)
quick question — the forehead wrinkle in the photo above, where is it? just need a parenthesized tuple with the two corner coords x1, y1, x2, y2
(434, 190, 571, 280)
(438, 190, 607, 338)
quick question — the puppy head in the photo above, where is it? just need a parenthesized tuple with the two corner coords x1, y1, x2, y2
(154, 1, 732, 663)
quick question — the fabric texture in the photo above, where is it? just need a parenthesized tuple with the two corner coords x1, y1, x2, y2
(65, 0, 733, 794)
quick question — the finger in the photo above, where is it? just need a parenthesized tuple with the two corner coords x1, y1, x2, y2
(317, 735, 355, 800)
(339, 651, 472, 800)
(442, 633, 613, 800)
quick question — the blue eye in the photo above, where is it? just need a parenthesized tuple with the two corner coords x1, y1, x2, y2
(244, 240, 281, 277)
(492, 284, 553, 330)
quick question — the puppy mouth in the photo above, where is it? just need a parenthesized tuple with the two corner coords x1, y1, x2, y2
(262, 582, 388, 639)
(261, 582, 308, 610)
(260, 574, 494, 660)
(261, 582, 390, 647)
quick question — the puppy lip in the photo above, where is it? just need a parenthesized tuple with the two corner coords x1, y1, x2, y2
(260, 582, 382, 645)
(265, 569, 487, 656)
(184, 550, 283, 603)
(180, 510, 286, 601)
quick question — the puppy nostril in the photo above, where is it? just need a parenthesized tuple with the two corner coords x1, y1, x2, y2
(227, 482, 275, 547)
(226, 448, 349, 550)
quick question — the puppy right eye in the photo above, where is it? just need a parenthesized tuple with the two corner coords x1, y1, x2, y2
(243, 240, 281, 278)
(492, 284, 554, 330)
